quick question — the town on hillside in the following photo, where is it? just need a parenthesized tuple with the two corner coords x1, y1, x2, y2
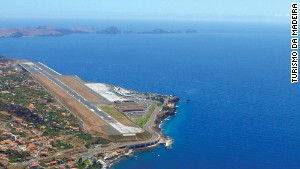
(0, 56, 179, 169)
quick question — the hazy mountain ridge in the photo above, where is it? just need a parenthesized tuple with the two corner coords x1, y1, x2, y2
(0, 26, 198, 38)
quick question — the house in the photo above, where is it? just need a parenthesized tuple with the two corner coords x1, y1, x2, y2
(15, 127, 23, 131)
(40, 150, 48, 156)
(50, 160, 57, 166)
(58, 165, 65, 169)
(46, 160, 57, 166)
(66, 161, 76, 168)
(30, 162, 39, 169)
(14, 117, 23, 123)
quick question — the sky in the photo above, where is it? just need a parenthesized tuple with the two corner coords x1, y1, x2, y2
(0, 0, 294, 22)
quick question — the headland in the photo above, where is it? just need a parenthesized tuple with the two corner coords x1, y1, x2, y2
(0, 56, 179, 168)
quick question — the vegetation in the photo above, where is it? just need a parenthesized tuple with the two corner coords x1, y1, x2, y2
(0, 113, 12, 121)
(4, 150, 30, 163)
(136, 131, 152, 139)
(0, 63, 94, 164)
(0, 136, 5, 141)
(100, 105, 124, 120)
(148, 95, 165, 103)
(51, 140, 73, 150)
(135, 103, 157, 127)
(75, 132, 109, 148)
(156, 102, 163, 107)
(76, 132, 93, 140)
(135, 118, 148, 128)
(100, 104, 135, 126)
(42, 128, 60, 136)
(162, 105, 176, 112)
(77, 158, 102, 169)
(11, 131, 28, 137)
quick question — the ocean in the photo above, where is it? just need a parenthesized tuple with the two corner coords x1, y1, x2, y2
(0, 20, 296, 169)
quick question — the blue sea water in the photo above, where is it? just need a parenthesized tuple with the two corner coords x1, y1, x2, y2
(0, 20, 297, 169)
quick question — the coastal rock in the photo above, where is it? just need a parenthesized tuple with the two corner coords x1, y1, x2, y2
(0, 26, 199, 38)
(186, 29, 198, 33)
(139, 29, 181, 34)
(97, 26, 121, 34)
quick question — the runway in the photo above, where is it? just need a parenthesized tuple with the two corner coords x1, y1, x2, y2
(19, 62, 143, 135)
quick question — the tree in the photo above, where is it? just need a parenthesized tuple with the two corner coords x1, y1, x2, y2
(78, 157, 83, 163)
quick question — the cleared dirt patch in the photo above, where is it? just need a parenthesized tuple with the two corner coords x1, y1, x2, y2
(99, 104, 137, 127)
(57, 76, 101, 103)
(34, 74, 112, 138)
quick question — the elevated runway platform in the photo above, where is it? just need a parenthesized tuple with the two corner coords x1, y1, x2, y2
(18, 61, 143, 136)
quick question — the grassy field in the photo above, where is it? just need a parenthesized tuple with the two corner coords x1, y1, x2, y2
(135, 103, 157, 127)
(99, 104, 136, 127)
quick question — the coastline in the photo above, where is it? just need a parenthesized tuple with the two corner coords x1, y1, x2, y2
(107, 98, 179, 168)
(0, 26, 198, 38)
(0, 55, 180, 169)
(0, 22, 294, 169)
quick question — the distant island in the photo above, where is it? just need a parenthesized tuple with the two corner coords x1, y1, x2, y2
(0, 26, 198, 38)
